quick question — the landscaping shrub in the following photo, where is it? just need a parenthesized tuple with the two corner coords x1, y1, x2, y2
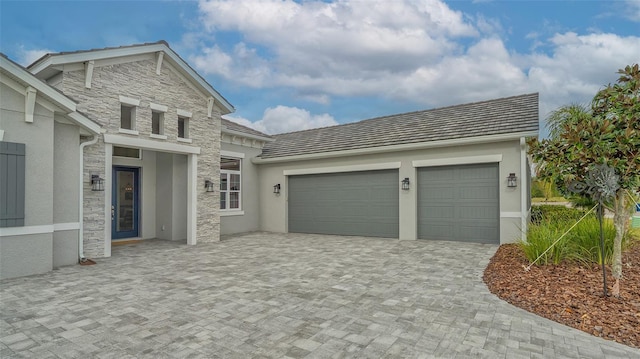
(565, 217, 620, 265)
(530, 205, 590, 225)
(521, 214, 638, 266)
(520, 221, 568, 265)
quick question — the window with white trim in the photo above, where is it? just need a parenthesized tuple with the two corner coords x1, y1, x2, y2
(121, 104, 136, 130)
(152, 111, 164, 135)
(220, 158, 241, 210)
(178, 116, 189, 139)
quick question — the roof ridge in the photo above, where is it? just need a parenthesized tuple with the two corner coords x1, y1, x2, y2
(273, 93, 538, 137)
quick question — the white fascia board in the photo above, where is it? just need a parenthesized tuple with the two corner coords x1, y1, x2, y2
(1, 56, 77, 112)
(28, 43, 235, 115)
(252, 131, 538, 164)
(221, 150, 246, 159)
(68, 111, 101, 134)
(222, 128, 274, 143)
(28, 43, 168, 74)
(412, 154, 503, 168)
(104, 133, 201, 154)
(283, 162, 401, 176)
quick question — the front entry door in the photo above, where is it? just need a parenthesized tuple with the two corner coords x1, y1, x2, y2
(112, 167, 140, 239)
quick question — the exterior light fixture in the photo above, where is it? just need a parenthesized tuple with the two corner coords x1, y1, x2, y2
(204, 180, 215, 192)
(401, 177, 410, 191)
(273, 183, 281, 194)
(91, 174, 104, 191)
(507, 173, 518, 188)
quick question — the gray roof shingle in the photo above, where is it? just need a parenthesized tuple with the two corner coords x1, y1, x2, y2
(221, 118, 272, 140)
(260, 93, 539, 159)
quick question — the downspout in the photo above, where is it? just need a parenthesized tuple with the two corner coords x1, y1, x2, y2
(520, 137, 528, 242)
(79, 135, 99, 262)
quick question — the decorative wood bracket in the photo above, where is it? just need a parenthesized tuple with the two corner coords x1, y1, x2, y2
(84, 60, 94, 89)
(156, 52, 164, 75)
(25, 86, 36, 123)
(207, 97, 215, 118)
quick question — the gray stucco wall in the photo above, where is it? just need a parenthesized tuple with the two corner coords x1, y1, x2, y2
(1, 83, 54, 226)
(53, 121, 80, 224)
(53, 230, 78, 268)
(52, 121, 81, 268)
(1, 82, 57, 279)
(172, 154, 188, 241)
(257, 140, 527, 244)
(154, 153, 188, 241)
(220, 143, 263, 235)
(155, 152, 173, 240)
(0, 233, 53, 279)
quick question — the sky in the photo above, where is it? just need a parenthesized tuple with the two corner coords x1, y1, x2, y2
(1, 0, 639, 136)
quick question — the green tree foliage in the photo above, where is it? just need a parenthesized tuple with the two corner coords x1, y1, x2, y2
(528, 64, 640, 297)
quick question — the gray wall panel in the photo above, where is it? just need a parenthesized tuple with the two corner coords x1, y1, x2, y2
(53, 230, 78, 268)
(0, 233, 52, 279)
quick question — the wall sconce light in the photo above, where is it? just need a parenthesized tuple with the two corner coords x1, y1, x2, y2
(507, 173, 518, 188)
(91, 174, 104, 191)
(401, 177, 410, 191)
(273, 183, 281, 194)
(204, 180, 215, 192)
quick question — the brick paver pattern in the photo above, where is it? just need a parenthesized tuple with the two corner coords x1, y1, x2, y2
(1, 232, 639, 358)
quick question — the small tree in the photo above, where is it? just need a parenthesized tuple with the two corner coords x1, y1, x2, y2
(529, 64, 640, 297)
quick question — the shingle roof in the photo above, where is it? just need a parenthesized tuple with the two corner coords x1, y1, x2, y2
(221, 118, 272, 140)
(260, 93, 539, 159)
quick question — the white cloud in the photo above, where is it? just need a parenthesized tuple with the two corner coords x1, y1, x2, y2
(524, 32, 640, 128)
(195, 0, 477, 91)
(224, 106, 338, 134)
(193, 0, 640, 137)
(16, 46, 53, 66)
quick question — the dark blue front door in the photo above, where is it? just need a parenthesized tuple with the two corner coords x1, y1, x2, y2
(112, 167, 140, 239)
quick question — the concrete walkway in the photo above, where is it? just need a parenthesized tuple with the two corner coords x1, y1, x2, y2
(1, 232, 638, 358)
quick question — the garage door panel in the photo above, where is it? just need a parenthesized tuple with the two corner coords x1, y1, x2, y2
(288, 170, 399, 238)
(418, 163, 499, 244)
(419, 206, 455, 219)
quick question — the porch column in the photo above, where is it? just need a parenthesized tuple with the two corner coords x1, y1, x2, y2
(187, 153, 197, 245)
(104, 143, 113, 257)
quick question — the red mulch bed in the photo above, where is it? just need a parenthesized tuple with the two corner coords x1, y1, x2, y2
(483, 242, 640, 349)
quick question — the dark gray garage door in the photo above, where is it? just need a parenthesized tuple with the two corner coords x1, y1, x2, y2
(288, 170, 399, 238)
(417, 163, 499, 244)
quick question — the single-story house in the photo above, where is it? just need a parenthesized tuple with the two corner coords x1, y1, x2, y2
(0, 41, 539, 280)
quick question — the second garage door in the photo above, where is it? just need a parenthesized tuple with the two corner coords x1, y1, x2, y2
(417, 163, 499, 244)
(288, 170, 399, 238)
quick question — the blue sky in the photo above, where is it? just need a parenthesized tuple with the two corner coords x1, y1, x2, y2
(1, 0, 639, 135)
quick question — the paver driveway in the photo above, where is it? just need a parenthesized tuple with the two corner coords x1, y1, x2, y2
(1, 232, 638, 358)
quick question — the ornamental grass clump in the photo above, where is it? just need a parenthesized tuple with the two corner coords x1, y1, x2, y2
(520, 210, 638, 266)
(520, 221, 569, 265)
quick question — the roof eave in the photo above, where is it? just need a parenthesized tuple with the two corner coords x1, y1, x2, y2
(222, 128, 274, 143)
(1, 56, 101, 135)
(252, 130, 539, 164)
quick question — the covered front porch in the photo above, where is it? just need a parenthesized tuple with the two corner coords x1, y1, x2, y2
(100, 134, 201, 257)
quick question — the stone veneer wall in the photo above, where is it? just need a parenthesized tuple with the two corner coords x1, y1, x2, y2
(56, 57, 221, 257)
